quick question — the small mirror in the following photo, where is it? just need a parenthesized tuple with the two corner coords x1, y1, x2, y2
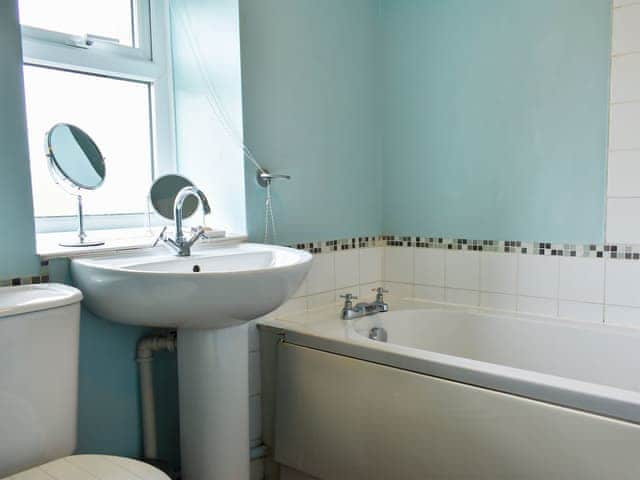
(47, 123, 105, 189)
(149, 174, 199, 221)
(46, 123, 106, 247)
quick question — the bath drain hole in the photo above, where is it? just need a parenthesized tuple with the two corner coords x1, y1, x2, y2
(192, 265, 201, 272)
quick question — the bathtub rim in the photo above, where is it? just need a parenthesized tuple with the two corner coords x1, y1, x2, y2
(259, 298, 640, 426)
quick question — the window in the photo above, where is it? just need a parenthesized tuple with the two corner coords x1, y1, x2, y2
(19, 0, 137, 48)
(18, 0, 175, 231)
(23, 66, 153, 217)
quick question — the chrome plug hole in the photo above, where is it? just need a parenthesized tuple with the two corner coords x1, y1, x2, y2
(369, 327, 388, 342)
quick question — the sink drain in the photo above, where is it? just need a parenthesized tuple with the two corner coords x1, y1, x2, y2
(192, 265, 201, 272)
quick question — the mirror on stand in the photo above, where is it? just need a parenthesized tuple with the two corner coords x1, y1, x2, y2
(45, 123, 106, 247)
(149, 174, 199, 221)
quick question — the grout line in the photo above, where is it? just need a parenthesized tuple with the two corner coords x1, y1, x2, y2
(555, 256, 561, 317)
(606, 0, 614, 245)
(602, 257, 608, 324)
(610, 99, 640, 105)
(613, 1, 640, 9)
(609, 148, 640, 153)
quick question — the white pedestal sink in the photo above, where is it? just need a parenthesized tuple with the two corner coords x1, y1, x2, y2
(71, 242, 311, 480)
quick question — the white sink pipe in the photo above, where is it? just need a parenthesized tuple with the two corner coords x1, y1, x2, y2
(136, 333, 268, 463)
(136, 333, 177, 460)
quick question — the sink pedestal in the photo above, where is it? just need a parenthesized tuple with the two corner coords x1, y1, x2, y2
(177, 324, 249, 480)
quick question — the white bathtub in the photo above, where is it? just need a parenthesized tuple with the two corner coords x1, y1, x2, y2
(259, 300, 640, 479)
(351, 308, 640, 423)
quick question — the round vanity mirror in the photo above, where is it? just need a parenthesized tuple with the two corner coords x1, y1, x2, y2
(149, 174, 199, 221)
(45, 123, 106, 247)
(47, 123, 105, 190)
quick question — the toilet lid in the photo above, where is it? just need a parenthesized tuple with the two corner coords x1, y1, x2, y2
(5, 455, 170, 480)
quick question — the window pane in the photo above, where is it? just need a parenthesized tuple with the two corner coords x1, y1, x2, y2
(23, 65, 153, 217)
(18, 0, 135, 47)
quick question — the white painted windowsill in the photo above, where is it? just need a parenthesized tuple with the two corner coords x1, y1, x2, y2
(37, 227, 247, 260)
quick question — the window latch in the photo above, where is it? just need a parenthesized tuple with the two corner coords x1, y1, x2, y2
(65, 34, 121, 49)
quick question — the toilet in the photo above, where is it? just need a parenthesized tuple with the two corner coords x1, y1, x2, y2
(0, 283, 169, 480)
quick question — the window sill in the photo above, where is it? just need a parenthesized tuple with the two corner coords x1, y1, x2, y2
(37, 227, 247, 260)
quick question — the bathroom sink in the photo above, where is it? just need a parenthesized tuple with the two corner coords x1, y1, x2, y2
(71, 242, 312, 329)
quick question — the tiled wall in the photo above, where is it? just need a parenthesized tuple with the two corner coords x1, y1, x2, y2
(607, 1, 640, 242)
(381, 243, 640, 327)
(263, 237, 640, 329)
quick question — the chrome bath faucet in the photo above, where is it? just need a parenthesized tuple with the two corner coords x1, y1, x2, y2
(340, 288, 389, 320)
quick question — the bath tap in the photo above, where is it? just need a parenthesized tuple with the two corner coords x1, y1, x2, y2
(340, 288, 389, 320)
(157, 186, 211, 256)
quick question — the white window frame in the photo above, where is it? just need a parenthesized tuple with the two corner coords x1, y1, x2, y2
(20, 0, 176, 233)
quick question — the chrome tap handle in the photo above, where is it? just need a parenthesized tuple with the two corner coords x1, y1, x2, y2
(340, 293, 358, 300)
(372, 287, 389, 299)
(185, 226, 207, 247)
(340, 293, 358, 309)
(152, 226, 168, 247)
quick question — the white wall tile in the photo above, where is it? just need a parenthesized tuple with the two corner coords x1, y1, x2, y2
(249, 394, 262, 443)
(610, 102, 640, 151)
(383, 281, 414, 298)
(291, 276, 308, 298)
(611, 54, 640, 103)
(250, 459, 264, 480)
(334, 250, 359, 288)
(613, 4, 640, 55)
(445, 288, 480, 306)
(605, 259, 640, 306)
(414, 248, 445, 286)
(605, 304, 640, 327)
(517, 254, 559, 299)
(248, 319, 260, 352)
(384, 246, 414, 283)
(608, 150, 640, 197)
(359, 247, 383, 284)
(272, 297, 306, 318)
(517, 296, 558, 316)
(607, 197, 640, 243)
(360, 281, 384, 296)
(414, 285, 445, 302)
(445, 250, 480, 290)
(281, 466, 317, 480)
(558, 301, 604, 323)
(249, 351, 261, 396)
(480, 252, 517, 294)
(615, 0, 638, 7)
(480, 292, 517, 311)
(306, 253, 335, 294)
(307, 291, 336, 310)
(558, 257, 605, 303)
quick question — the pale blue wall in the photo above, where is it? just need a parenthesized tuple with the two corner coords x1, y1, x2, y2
(240, 0, 383, 244)
(379, 0, 611, 242)
(0, 0, 39, 279)
(171, 0, 248, 236)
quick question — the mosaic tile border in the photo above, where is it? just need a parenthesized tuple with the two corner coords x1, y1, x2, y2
(0, 261, 50, 287)
(289, 234, 640, 260)
(290, 236, 380, 254)
(382, 235, 640, 260)
(2, 234, 639, 286)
